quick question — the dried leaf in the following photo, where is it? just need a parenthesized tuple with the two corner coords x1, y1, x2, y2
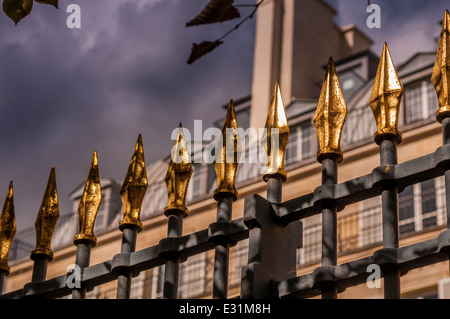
(186, 0, 240, 27)
(3, 0, 33, 24)
(187, 40, 223, 64)
(35, 0, 58, 9)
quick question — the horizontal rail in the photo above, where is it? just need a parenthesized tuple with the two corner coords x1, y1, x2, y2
(275, 144, 450, 225)
(277, 229, 450, 298)
(3, 140, 450, 299)
(0, 217, 249, 299)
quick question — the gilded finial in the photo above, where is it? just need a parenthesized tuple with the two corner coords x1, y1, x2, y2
(119, 134, 148, 232)
(369, 42, 403, 145)
(262, 81, 290, 182)
(213, 100, 241, 201)
(314, 57, 348, 163)
(164, 123, 193, 217)
(0, 182, 16, 275)
(432, 10, 450, 123)
(73, 151, 102, 247)
(31, 167, 60, 261)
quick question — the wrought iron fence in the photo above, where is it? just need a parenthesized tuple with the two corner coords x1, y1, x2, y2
(0, 10, 450, 300)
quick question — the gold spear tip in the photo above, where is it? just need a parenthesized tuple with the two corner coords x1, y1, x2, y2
(223, 99, 239, 131)
(262, 81, 290, 182)
(73, 151, 102, 247)
(164, 124, 193, 217)
(170, 123, 191, 165)
(432, 9, 450, 123)
(121, 135, 147, 190)
(0, 181, 16, 275)
(265, 81, 289, 133)
(92, 150, 98, 165)
(119, 134, 148, 232)
(31, 166, 60, 261)
(213, 99, 240, 201)
(1, 181, 16, 229)
(369, 42, 403, 145)
(5, 181, 14, 205)
(314, 56, 348, 163)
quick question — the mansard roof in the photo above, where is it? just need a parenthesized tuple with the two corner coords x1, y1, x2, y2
(397, 51, 436, 77)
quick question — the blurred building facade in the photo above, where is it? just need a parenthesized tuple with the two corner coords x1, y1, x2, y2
(4, 0, 450, 298)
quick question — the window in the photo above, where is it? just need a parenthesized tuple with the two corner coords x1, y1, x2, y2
(421, 179, 438, 229)
(285, 129, 299, 165)
(337, 212, 359, 253)
(142, 180, 167, 218)
(151, 265, 165, 299)
(151, 253, 206, 299)
(94, 201, 106, 233)
(358, 206, 382, 247)
(52, 212, 77, 249)
(229, 240, 249, 287)
(426, 80, 439, 117)
(404, 80, 438, 125)
(187, 164, 207, 200)
(342, 78, 355, 91)
(399, 185, 415, 235)
(285, 122, 315, 166)
(130, 272, 146, 299)
(295, 178, 445, 267)
(398, 178, 443, 236)
(340, 106, 377, 148)
(297, 223, 321, 265)
(178, 254, 206, 298)
(337, 64, 365, 100)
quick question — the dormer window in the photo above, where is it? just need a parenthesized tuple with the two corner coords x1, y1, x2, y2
(404, 79, 438, 125)
(285, 121, 315, 166)
(337, 64, 365, 100)
(342, 77, 355, 91)
(187, 164, 207, 201)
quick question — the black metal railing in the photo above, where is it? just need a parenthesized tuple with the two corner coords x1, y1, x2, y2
(1, 11, 450, 300)
(2, 136, 450, 299)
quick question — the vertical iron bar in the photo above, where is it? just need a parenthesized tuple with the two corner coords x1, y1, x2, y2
(379, 137, 401, 299)
(266, 176, 282, 203)
(71, 243, 92, 299)
(212, 194, 233, 299)
(30, 255, 49, 283)
(163, 210, 184, 299)
(442, 117, 450, 227)
(441, 117, 450, 276)
(0, 271, 5, 295)
(320, 157, 338, 299)
(116, 226, 138, 299)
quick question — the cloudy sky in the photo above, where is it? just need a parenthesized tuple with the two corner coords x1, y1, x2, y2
(0, 0, 448, 232)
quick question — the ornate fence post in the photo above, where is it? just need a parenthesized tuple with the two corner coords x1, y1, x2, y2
(211, 100, 240, 299)
(433, 10, 450, 222)
(29, 167, 60, 286)
(0, 182, 16, 294)
(432, 9, 450, 275)
(72, 151, 102, 299)
(241, 82, 302, 299)
(369, 42, 403, 299)
(161, 123, 193, 299)
(116, 135, 148, 299)
(313, 57, 348, 299)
